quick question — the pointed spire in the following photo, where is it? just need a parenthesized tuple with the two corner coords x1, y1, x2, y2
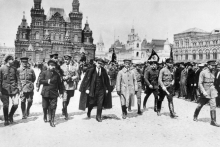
(86, 16, 88, 24)
(23, 11, 25, 19)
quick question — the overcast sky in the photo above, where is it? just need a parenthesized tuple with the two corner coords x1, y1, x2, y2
(1, 0, 220, 49)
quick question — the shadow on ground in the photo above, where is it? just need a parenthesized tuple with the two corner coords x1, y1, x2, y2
(55, 111, 86, 125)
(198, 118, 211, 123)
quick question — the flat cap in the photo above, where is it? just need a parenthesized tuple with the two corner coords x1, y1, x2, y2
(165, 58, 174, 63)
(4, 55, 14, 62)
(47, 60, 57, 65)
(50, 53, 58, 58)
(207, 60, 216, 65)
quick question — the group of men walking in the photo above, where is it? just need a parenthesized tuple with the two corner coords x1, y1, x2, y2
(0, 53, 220, 128)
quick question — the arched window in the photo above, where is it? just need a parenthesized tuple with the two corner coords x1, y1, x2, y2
(141, 53, 144, 58)
(193, 50, 196, 60)
(22, 50, 26, 57)
(74, 35, 78, 42)
(213, 49, 217, 59)
(86, 37, 89, 43)
(60, 34, 64, 41)
(55, 34, 59, 40)
(36, 32, 40, 40)
(185, 50, 188, 60)
(137, 43, 139, 48)
(206, 50, 210, 59)
(199, 50, 203, 60)
(175, 55, 178, 60)
(136, 52, 139, 57)
(51, 33, 54, 40)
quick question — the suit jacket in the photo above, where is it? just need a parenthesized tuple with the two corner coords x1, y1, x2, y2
(79, 66, 111, 110)
(39, 69, 64, 98)
(214, 71, 220, 92)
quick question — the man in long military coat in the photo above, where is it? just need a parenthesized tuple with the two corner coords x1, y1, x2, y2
(193, 60, 220, 127)
(60, 55, 78, 120)
(116, 59, 138, 119)
(79, 58, 110, 122)
(39, 60, 64, 127)
(18, 57, 36, 119)
(0, 55, 22, 126)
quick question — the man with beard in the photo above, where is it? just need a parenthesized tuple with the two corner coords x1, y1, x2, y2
(0, 55, 22, 126)
(143, 60, 159, 112)
(18, 57, 36, 119)
(39, 60, 64, 127)
(193, 60, 220, 127)
(79, 58, 110, 122)
(60, 55, 78, 120)
(157, 58, 178, 118)
(116, 59, 138, 119)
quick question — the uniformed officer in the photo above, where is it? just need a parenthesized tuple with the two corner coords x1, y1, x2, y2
(193, 60, 220, 127)
(18, 57, 36, 119)
(38, 59, 64, 127)
(143, 60, 159, 112)
(157, 58, 178, 118)
(133, 63, 143, 115)
(60, 55, 79, 120)
(0, 55, 22, 126)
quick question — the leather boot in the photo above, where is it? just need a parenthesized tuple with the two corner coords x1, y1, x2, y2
(193, 106, 202, 121)
(121, 106, 126, 119)
(50, 108, 56, 127)
(157, 101, 162, 116)
(154, 97, 158, 112)
(87, 104, 93, 118)
(169, 102, 178, 118)
(64, 102, 68, 120)
(62, 102, 65, 116)
(43, 108, 48, 123)
(210, 110, 220, 127)
(21, 102, 27, 119)
(9, 105, 18, 123)
(96, 108, 102, 122)
(3, 107, 9, 126)
(48, 106, 51, 122)
(26, 101, 32, 117)
(137, 99, 142, 115)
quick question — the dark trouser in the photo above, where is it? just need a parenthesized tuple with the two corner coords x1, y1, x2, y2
(187, 85, 194, 101)
(157, 86, 175, 116)
(62, 90, 75, 118)
(21, 92, 34, 117)
(144, 88, 158, 110)
(42, 97, 58, 120)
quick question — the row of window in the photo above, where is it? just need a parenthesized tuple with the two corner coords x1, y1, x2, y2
(136, 52, 145, 58)
(175, 52, 218, 60)
(176, 40, 219, 47)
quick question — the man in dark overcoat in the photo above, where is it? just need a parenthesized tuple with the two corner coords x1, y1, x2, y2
(38, 60, 64, 127)
(79, 58, 111, 122)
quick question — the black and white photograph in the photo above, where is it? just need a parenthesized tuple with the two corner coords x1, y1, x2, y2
(0, 0, 220, 146)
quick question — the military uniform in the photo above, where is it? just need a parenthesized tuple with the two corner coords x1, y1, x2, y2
(0, 55, 22, 125)
(193, 60, 220, 127)
(143, 66, 159, 112)
(158, 58, 177, 118)
(60, 55, 79, 120)
(18, 57, 36, 119)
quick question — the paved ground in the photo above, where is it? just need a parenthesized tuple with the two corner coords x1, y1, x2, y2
(0, 69, 220, 147)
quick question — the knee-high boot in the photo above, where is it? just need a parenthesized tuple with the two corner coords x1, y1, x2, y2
(210, 110, 220, 127)
(26, 101, 32, 117)
(143, 95, 149, 109)
(50, 108, 56, 127)
(121, 105, 127, 119)
(168, 101, 178, 118)
(63, 102, 68, 120)
(154, 97, 158, 112)
(9, 105, 18, 123)
(137, 99, 142, 115)
(157, 100, 162, 116)
(3, 107, 9, 126)
(21, 102, 27, 119)
(48, 106, 51, 122)
(43, 108, 48, 123)
(87, 104, 93, 118)
(96, 108, 102, 122)
(62, 102, 65, 116)
(193, 105, 202, 121)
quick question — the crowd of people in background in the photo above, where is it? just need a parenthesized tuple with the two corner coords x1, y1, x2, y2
(0, 52, 220, 128)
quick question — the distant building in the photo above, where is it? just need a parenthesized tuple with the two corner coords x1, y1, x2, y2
(108, 27, 170, 64)
(15, 0, 96, 63)
(0, 44, 15, 62)
(173, 28, 220, 63)
(95, 34, 108, 59)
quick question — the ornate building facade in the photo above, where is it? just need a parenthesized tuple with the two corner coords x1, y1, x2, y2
(15, 0, 96, 62)
(0, 44, 15, 62)
(108, 27, 169, 64)
(173, 28, 220, 63)
(95, 34, 108, 59)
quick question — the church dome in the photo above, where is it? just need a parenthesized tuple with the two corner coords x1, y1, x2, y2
(34, 0, 42, 3)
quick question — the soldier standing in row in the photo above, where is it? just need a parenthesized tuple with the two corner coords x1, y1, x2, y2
(157, 58, 178, 118)
(0, 55, 22, 126)
(18, 57, 36, 119)
(116, 59, 138, 119)
(193, 60, 220, 127)
(60, 55, 79, 120)
(39, 59, 64, 127)
(143, 60, 159, 112)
